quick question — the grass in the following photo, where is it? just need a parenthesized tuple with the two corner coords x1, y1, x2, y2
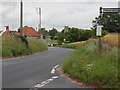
(63, 39, 119, 88)
(103, 34, 119, 46)
(58, 41, 87, 49)
(48, 40, 58, 46)
(27, 38, 48, 53)
(2, 35, 48, 58)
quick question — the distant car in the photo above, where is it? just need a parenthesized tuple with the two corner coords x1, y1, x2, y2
(64, 41, 70, 44)
(47, 43, 51, 47)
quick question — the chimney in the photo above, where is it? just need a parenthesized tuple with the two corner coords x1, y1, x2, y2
(4, 26, 9, 31)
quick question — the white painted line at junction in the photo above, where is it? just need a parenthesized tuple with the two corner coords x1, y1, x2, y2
(51, 64, 59, 74)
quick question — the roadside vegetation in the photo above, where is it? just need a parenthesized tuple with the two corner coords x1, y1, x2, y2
(103, 34, 119, 46)
(58, 41, 87, 49)
(2, 35, 48, 58)
(62, 34, 119, 88)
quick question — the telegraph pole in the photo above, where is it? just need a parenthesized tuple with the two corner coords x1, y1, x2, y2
(20, 0, 23, 36)
(37, 8, 41, 33)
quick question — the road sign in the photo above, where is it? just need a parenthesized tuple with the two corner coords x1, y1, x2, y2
(102, 8, 120, 13)
(96, 25, 102, 36)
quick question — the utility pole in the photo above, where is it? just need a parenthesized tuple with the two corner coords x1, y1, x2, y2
(37, 8, 41, 33)
(20, 0, 23, 36)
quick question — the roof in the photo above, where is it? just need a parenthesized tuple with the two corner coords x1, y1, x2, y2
(22, 27, 39, 37)
(14, 32, 20, 35)
(3, 30, 11, 35)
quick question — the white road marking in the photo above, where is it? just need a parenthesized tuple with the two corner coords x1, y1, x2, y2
(34, 76, 58, 88)
(51, 64, 59, 74)
(51, 68, 55, 74)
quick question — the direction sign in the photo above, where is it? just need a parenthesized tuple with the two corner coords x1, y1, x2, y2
(102, 8, 120, 13)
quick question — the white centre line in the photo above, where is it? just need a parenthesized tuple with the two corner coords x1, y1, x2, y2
(30, 65, 60, 90)
(34, 76, 59, 88)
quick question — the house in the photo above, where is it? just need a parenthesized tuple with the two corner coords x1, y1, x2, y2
(2, 26, 43, 39)
(2, 26, 15, 36)
(20, 27, 40, 37)
(0, 30, 4, 36)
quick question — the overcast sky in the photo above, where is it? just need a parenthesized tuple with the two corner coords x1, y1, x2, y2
(0, 0, 120, 31)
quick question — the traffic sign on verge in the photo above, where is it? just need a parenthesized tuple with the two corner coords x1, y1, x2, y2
(96, 25, 102, 36)
(102, 8, 120, 13)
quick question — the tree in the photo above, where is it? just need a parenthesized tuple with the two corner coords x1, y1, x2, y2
(38, 28, 48, 35)
(92, 12, 120, 32)
(66, 28, 80, 42)
(49, 28, 58, 40)
(57, 32, 65, 45)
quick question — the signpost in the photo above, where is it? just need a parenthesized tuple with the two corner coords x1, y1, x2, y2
(96, 7, 120, 52)
(96, 7, 103, 52)
(96, 25, 102, 36)
(96, 25, 102, 52)
(102, 8, 120, 13)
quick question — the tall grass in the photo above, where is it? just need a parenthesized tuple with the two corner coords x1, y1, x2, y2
(2, 35, 48, 58)
(2, 35, 28, 57)
(63, 40, 119, 88)
(27, 38, 48, 53)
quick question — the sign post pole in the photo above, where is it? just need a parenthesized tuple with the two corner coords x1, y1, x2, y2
(99, 7, 102, 52)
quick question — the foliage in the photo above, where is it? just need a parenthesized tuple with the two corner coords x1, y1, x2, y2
(58, 41, 87, 49)
(38, 28, 49, 36)
(2, 35, 48, 58)
(66, 28, 80, 42)
(49, 28, 58, 40)
(57, 32, 66, 45)
(63, 40, 119, 88)
(58, 28, 95, 42)
(27, 38, 48, 53)
(92, 12, 120, 32)
(2, 35, 28, 57)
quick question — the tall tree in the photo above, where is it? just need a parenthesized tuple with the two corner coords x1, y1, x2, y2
(49, 28, 58, 40)
(92, 12, 120, 32)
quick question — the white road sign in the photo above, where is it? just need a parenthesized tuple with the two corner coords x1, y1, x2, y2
(96, 25, 102, 36)
(103, 8, 120, 13)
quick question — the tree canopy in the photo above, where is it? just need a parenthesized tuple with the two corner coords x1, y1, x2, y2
(92, 12, 120, 32)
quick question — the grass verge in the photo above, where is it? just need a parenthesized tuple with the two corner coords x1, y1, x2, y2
(58, 41, 87, 49)
(63, 39, 119, 88)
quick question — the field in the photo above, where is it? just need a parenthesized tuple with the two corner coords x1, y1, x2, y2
(62, 39, 119, 88)
(102, 34, 119, 46)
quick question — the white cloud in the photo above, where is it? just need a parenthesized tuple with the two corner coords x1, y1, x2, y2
(0, 1, 119, 31)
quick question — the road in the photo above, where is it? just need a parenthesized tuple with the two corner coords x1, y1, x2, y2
(2, 47, 82, 89)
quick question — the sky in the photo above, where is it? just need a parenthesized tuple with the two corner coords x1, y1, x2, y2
(0, 0, 120, 31)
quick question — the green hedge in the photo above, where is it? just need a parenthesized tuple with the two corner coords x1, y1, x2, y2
(2, 35, 48, 58)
